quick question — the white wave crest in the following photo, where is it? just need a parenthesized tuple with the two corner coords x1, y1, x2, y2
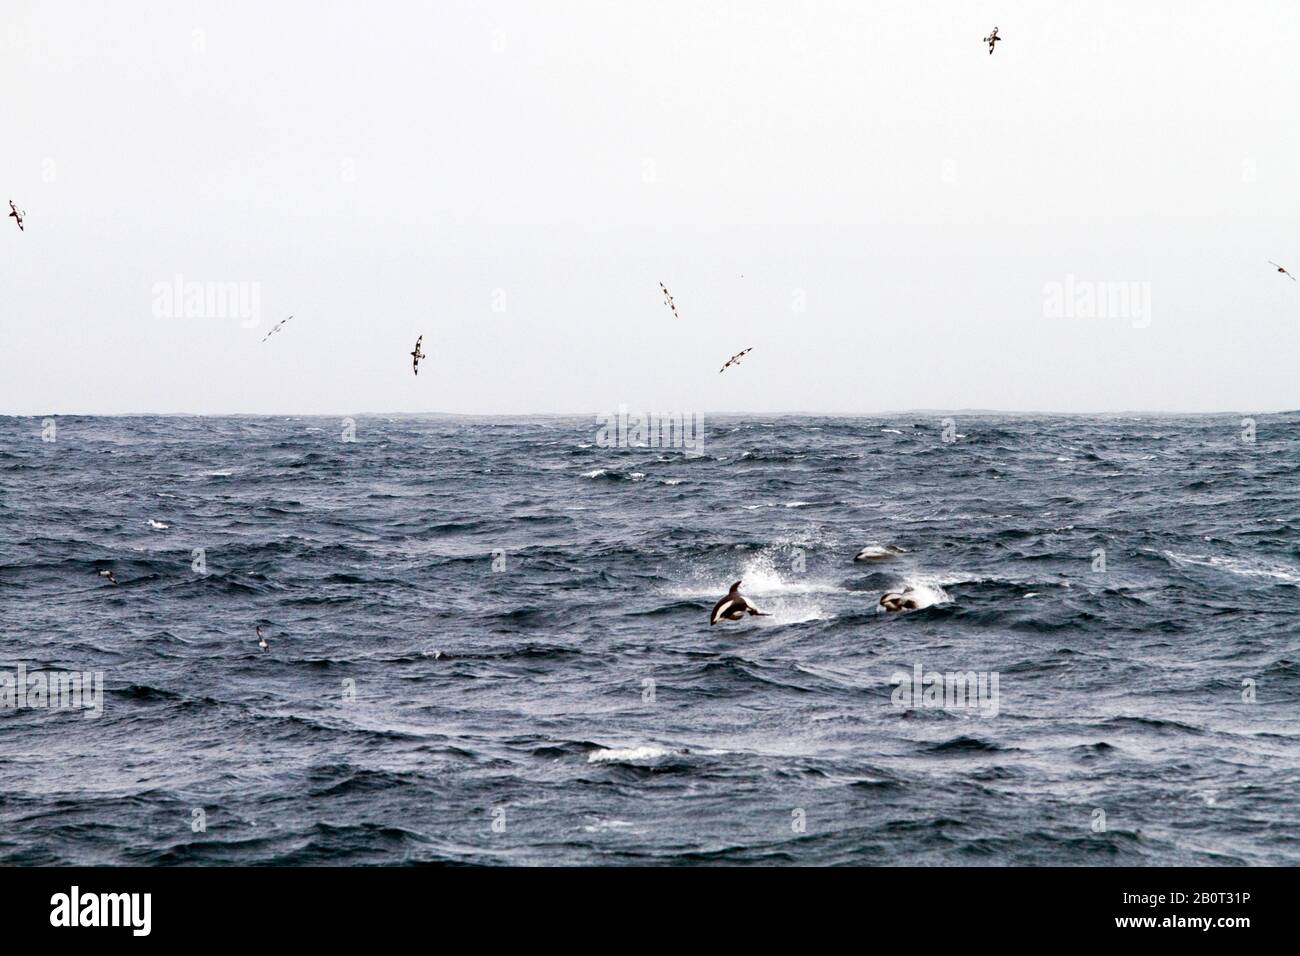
(667, 545, 843, 624)
(1163, 551, 1300, 584)
(884, 577, 953, 610)
(588, 745, 670, 763)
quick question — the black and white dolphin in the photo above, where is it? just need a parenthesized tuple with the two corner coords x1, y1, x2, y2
(854, 544, 905, 561)
(710, 580, 770, 624)
(879, 590, 920, 612)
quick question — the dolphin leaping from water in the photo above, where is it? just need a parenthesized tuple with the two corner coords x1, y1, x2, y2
(879, 590, 920, 612)
(710, 580, 770, 624)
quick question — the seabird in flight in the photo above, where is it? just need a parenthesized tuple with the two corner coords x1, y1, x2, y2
(710, 580, 770, 625)
(97, 569, 118, 585)
(718, 347, 752, 373)
(659, 282, 681, 320)
(261, 315, 294, 342)
(411, 335, 426, 375)
(256, 626, 269, 652)
(983, 27, 1001, 55)
(1269, 261, 1296, 281)
(7, 200, 24, 232)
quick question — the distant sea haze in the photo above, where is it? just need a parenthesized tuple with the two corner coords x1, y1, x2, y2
(1, 413, 1296, 864)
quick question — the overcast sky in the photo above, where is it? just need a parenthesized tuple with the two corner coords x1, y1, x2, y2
(1, 0, 1298, 415)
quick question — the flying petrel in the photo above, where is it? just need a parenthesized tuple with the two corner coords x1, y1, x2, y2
(97, 569, 118, 585)
(659, 282, 681, 320)
(718, 347, 752, 373)
(256, 626, 269, 652)
(411, 335, 426, 375)
(1269, 261, 1296, 281)
(983, 27, 1001, 55)
(7, 200, 24, 232)
(261, 315, 294, 343)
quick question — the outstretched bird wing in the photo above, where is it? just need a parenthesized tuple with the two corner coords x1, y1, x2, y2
(660, 282, 680, 318)
(261, 315, 293, 342)
(719, 347, 752, 373)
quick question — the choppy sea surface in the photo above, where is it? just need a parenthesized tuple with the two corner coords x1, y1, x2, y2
(1, 413, 1298, 865)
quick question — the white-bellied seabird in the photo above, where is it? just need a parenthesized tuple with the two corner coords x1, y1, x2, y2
(879, 590, 920, 612)
(1269, 261, 1296, 281)
(147, 519, 169, 530)
(710, 580, 770, 625)
(659, 282, 681, 319)
(854, 544, 905, 562)
(983, 27, 1001, 55)
(256, 626, 269, 651)
(718, 347, 753, 374)
(98, 569, 118, 585)
(261, 315, 294, 342)
(411, 335, 426, 375)
(7, 200, 24, 232)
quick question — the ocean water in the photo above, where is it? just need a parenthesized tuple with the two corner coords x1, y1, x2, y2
(1, 413, 1298, 865)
